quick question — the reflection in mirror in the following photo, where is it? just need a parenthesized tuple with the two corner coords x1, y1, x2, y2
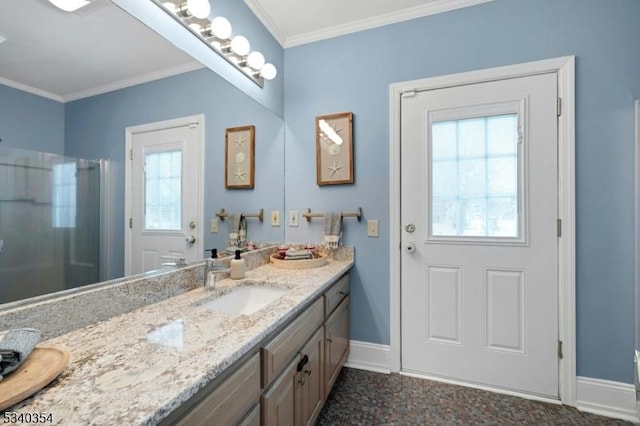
(0, 146, 102, 304)
(0, 0, 285, 308)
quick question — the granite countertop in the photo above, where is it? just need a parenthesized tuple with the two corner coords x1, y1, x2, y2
(8, 258, 353, 425)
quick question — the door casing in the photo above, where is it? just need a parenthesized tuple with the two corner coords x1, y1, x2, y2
(124, 114, 205, 275)
(389, 56, 576, 405)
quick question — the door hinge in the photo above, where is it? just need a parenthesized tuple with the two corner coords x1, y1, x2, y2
(558, 340, 563, 359)
(129, 149, 133, 160)
(557, 219, 562, 237)
(402, 90, 416, 98)
(557, 98, 562, 117)
(129, 218, 133, 229)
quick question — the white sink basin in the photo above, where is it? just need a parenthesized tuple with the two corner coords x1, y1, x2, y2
(201, 285, 288, 315)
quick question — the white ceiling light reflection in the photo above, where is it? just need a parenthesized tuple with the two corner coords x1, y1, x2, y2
(147, 319, 184, 350)
(48, 0, 90, 12)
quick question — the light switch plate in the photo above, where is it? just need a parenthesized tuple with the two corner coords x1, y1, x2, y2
(289, 210, 299, 227)
(210, 218, 219, 233)
(271, 210, 280, 227)
(367, 219, 379, 237)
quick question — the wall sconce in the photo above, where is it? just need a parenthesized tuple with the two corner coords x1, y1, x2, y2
(152, 0, 277, 87)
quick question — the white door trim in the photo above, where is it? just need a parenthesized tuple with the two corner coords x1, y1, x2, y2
(124, 114, 205, 276)
(389, 56, 576, 405)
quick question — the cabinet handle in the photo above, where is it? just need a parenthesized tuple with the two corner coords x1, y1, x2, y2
(298, 376, 306, 385)
(338, 291, 346, 296)
(327, 336, 333, 343)
(305, 368, 312, 376)
(296, 354, 309, 372)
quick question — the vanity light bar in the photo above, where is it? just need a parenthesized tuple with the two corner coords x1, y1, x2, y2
(151, 0, 277, 87)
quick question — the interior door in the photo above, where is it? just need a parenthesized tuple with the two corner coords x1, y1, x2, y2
(400, 73, 559, 397)
(127, 121, 203, 274)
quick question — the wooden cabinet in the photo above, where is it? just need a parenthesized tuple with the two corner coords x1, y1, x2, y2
(295, 327, 324, 426)
(324, 296, 349, 399)
(166, 272, 350, 426)
(239, 404, 261, 426)
(262, 298, 324, 388)
(262, 359, 297, 426)
(175, 353, 260, 426)
(262, 326, 325, 426)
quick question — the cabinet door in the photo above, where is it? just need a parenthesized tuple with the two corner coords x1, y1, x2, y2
(239, 403, 260, 426)
(262, 358, 297, 426)
(325, 296, 350, 399)
(176, 353, 260, 426)
(296, 327, 325, 426)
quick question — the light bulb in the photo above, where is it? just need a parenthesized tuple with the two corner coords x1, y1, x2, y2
(261, 63, 277, 80)
(230, 36, 250, 56)
(186, 0, 210, 19)
(189, 23, 202, 33)
(210, 16, 232, 40)
(48, 0, 90, 12)
(162, 1, 176, 13)
(247, 51, 265, 70)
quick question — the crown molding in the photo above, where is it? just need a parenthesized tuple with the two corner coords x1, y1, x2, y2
(243, 0, 287, 47)
(0, 76, 63, 102)
(62, 61, 204, 102)
(284, 0, 494, 48)
(0, 61, 203, 104)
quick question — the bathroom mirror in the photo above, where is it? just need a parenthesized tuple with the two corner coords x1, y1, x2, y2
(0, 0, 285, 306)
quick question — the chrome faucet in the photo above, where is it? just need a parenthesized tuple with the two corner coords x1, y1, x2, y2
(204, 258, 230, 289)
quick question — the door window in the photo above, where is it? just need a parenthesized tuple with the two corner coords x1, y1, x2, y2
(429, 112, 523, 241)
(144, 150, 182, 231)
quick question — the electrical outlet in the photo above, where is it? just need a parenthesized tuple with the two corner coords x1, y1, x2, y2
(367, 219, 379, 237)
(210, 218, 219, 233)
(289, 210, 299, 227)
(271, 210, 280, 227)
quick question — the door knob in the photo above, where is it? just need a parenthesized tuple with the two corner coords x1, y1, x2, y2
(405, 242, 416, 254)
(404, 224, 416, 233)
(186, 235, 196, 244)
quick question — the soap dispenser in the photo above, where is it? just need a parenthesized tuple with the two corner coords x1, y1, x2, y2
(230, 250, 246, 279)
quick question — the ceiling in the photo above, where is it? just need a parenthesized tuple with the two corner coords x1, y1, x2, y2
(0, 0, 491, 102)
(244, 0, 494, 47)
(0, 0, 199, 102)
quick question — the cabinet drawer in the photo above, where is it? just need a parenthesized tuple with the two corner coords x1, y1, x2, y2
(262, 298, 324, 388)
(176, 353, 260, 426)
(324, 273, 350, 316)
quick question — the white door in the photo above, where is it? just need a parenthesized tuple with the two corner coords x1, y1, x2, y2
(125, 117, 203, 275)
(400, 73, 559, 397)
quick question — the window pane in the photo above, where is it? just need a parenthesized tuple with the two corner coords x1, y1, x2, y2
(432, 122, 457, 159)
(52, 162, 76, 228)
(430, 114, 519, 238)
(458, 118, 486, 158)
(145, 150, 182, 231)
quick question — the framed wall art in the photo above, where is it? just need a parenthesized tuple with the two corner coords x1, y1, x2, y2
(225, 125, 255, 189)
(315, 112, 353, 185)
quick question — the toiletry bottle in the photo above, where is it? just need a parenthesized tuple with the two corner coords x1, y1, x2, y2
(230, 249, 246, 279)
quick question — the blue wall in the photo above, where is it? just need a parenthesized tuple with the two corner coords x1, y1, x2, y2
(283, 0, 640, 383)
(0, 85, 64, 154)
(65, 67, 285, 279)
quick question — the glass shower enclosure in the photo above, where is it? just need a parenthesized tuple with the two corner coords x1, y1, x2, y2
(0, 146, 106, 304)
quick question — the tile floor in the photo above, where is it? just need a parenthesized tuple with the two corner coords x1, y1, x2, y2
(317, 368, 632, 425)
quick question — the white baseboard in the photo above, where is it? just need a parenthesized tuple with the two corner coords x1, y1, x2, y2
(576, 376, 638, 422)
(345, 340, 391, 374)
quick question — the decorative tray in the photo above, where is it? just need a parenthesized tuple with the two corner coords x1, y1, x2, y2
(270, 253, 328, 270)
(0, 346, 70, 411)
